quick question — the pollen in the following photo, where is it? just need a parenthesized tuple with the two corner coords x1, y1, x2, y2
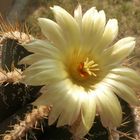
(78, 58, 100, 78)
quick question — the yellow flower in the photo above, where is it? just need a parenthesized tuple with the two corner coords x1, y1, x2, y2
(21, 5, 140, 138)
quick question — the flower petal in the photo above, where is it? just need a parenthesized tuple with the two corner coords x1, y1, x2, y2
(74, 4, 82, 27)
(111, 67, 140, 80)
(103, 79, 140, 105)
(95, 19, 118, 53)
(73, 93, 96, 138)
(49, 92, 73, 125)
(102, 19, 118, 44)
(19, 54, 46, 65)
(38, 18, 66, 49)
(22, 59, 67, 85)
(23, 39, 51, 52)
(106, 73, 139, 87)
(22, 39, 62, 59)
(55, 85, 85, 127)
(34, 79, 73, 105)
(95, 85, 122, 127)
(102, 37, 135, 65)
(82, 8, 106, 49)
(33, 83, 72, 125)
(51, 6, 80, 46)
(82, 7, 97, 46)
(56, 91, 81, 126)
(109, 67, 140, 86)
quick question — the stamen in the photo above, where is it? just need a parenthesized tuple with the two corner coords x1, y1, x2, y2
(78, 58, 100, 78)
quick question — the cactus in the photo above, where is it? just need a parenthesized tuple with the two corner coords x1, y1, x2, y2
(0, 4, 139, 140)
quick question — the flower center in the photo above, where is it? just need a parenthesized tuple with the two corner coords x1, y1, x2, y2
(78, 58, 100, 78)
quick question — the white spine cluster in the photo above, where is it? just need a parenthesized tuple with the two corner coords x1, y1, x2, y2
(3, 106, 50, 140)
(0, 68, 23, 84)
